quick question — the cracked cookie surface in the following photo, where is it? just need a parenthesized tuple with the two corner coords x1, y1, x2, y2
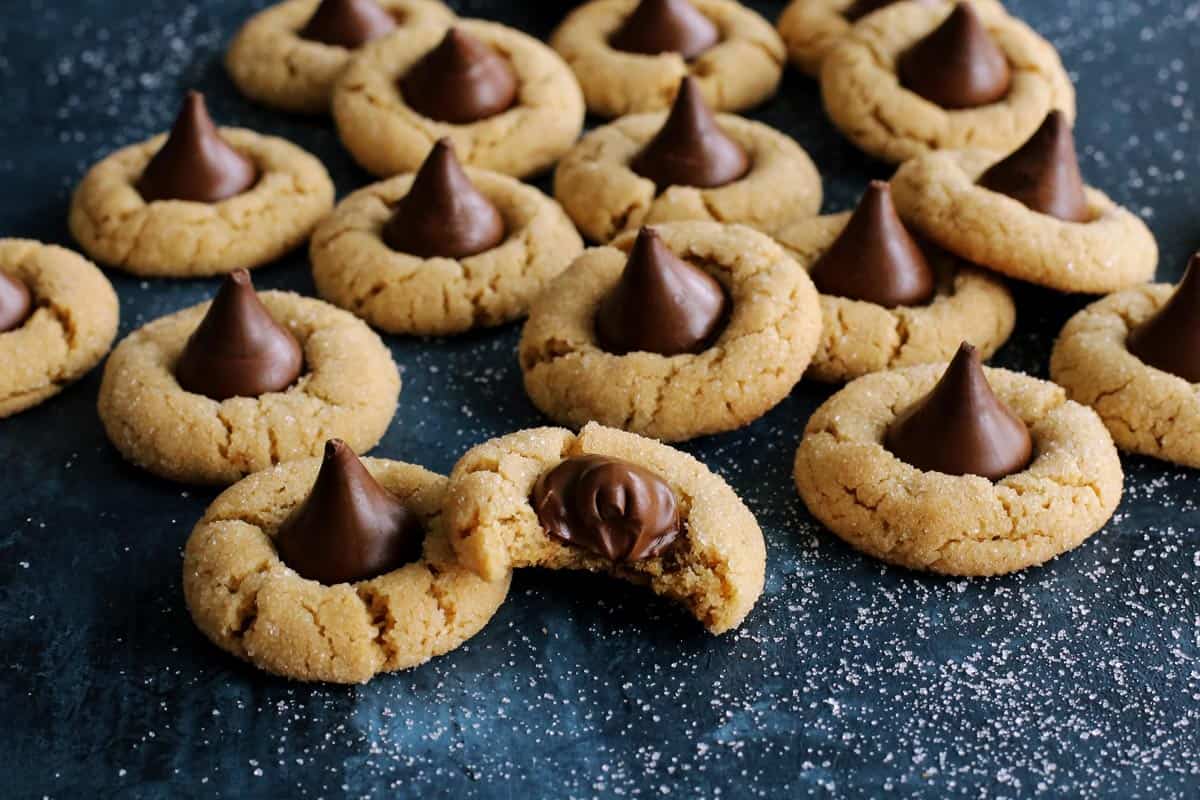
(226, 0, 455, 115)
(777, 0, 1004, 77)
(0, 239, 119, 417)
(1050, 286, 1200, 467)
(891, 149, 1157, 293)
(331, 20, 585, 179)
(819, 2, 1074, 163)
(794, 362, 1123, 576)
(773, 211, 1015, 382)
(69, 128, 334, 278)
(519, 222, 821, 442)
(310, 167, 583, 335)
(554, 110, 821, 243)
(98, 291, 399, 485)
(445, 423, 765, 634)
(184, 457, 511, 683)
(550, 0, 784, 118)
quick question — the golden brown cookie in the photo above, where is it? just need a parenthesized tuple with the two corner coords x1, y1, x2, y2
(0, 240, 119, 417)
(98, 291, 399, 485)
(331, 20, 585, 179)
(794, 362, 1123, 575)
(773, 211, 1015, 382)
(184, 456, 511, 683)
(554, 110, 821, 244)
(445, 423, 765, 634)
(520, 222, 821, 441)
(1050, 285, 1200, 467)
(310, 167, 583, 336)
(69, 129, 334, 278)
(891, 149, 1157, 293)
(819, 2, 1074, 163)
(550, 0, 784, 118)
(226, 0, 455, 114)
(777, 0, 1004, 77)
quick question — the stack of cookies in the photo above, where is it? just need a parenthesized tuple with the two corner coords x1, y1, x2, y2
(1, 0, 1187, 684)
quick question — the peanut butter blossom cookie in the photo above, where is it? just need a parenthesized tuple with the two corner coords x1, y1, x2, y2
(550, 0, 784, 117)
(1050, 254, 1200, 468)
(820, 1, 1074, 163)
(772, 181, 1014, 382)
(0, 240, 119, 418)
(892, 111, 1158, 293)
(555, 77, 821, 243)
(69, 92, 334, 278)
(311, 139, 583, 335)
(98, 270, 399, 485)
(184, 440, 511, 683)
(227, 0, 455, 114)
(445, 423, 765, 634)
(795, 343, 1123, 576)
(332, 21, 584, 179)
(520, 222, 821, 442)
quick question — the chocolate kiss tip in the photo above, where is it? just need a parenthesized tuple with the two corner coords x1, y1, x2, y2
(809, 180, 935, 309)
(136, 91, 259, 204)
(1128, 254, 1200, 383)
(174, 269, 304, 402)
(0, 270, 33, 333)
(400, 27, 518, 124)
(595, 226, 727, 356)
(275, 440, 425, 585)
(609, 0, 720, 61)
(382, 138, 506, 259)
(300, 0, 397, 49)
(979, 110, 1090, 223)
(886, 342, 1033, 480)
(898, 2, 1012, 110)
(631, 77, 750, 192)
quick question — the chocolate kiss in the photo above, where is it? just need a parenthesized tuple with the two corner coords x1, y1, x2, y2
(382, 138, 507, 259)
(596, 227, 727, 356)
(886, 342, 1032, 480)
(609, 0, 720, 60)
(809, 181, 936, 308)
(897, 3, 1012, 110)
(1128, 254, 1200, 383)
(979, 111, 1090, 223)
(136, 92, 259, 204)
(175, 269, 304, 401)
(275, 440, 426, 585)
(630, 77, 750, 192)
(299, 0, 397, 49)
(532, 455, 682, 562)
(0, 271, 33, 333)
(845, 0, 936, 22)
(400, 27, 518, 124)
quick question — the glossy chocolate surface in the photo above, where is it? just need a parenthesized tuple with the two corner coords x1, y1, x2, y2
(400, 28, 518, 124)
(979, 110, 1090, 223)
(898, 3, 1012, 110)
(609, 0, 720, 60)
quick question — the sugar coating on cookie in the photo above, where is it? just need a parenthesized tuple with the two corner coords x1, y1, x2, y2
(772, 209, 1015, 382)
(332, 20, 584, 179)
(555, 108, 821, 244)
(184, 457, 511, 683)
(551, 0, 784, 118)
(1050, 284, 1200, 467)
(444, 423, 766, 634)
(70, 127, 334, 278)
(310, 161, 583, 336)
(98, 291, 400, 485)
(891, 149, 1158, 293)
(226, 0, 455, 115)
(794, 363, 1123, 576)
(0, 239, 119, 418)
(818, 1, 1074, 164)
(519, 222, 822, 442)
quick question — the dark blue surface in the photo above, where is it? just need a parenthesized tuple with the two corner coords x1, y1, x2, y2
(2, 1, 1199, 797)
